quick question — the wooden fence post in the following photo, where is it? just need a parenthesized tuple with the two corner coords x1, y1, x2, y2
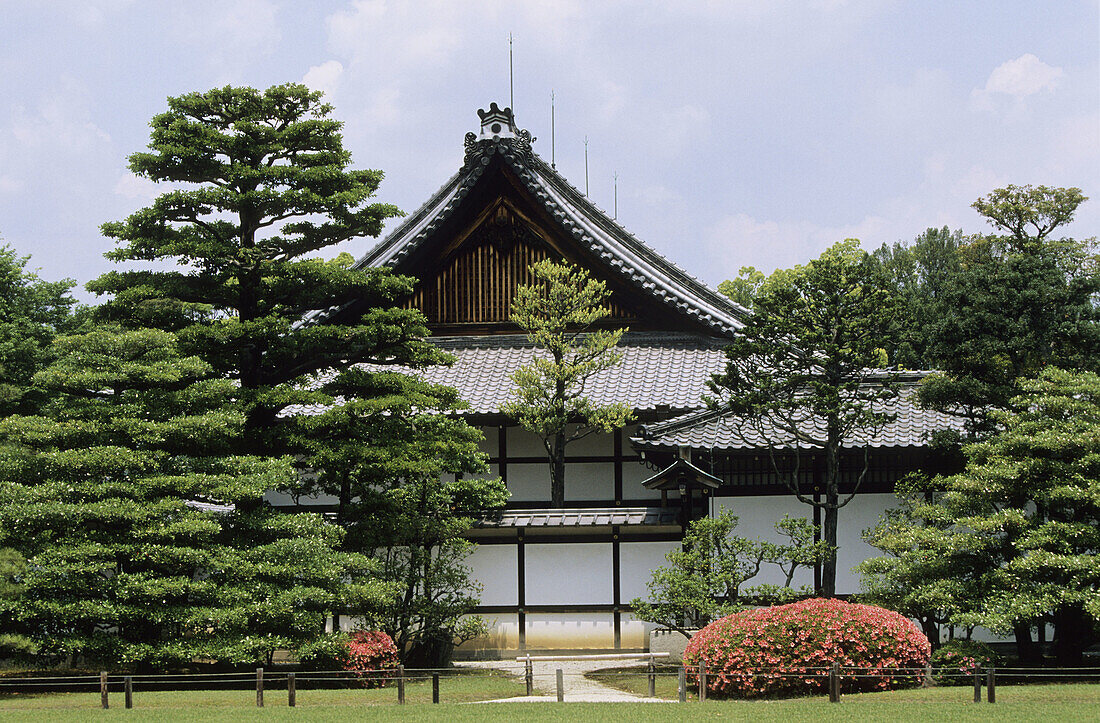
(397, 664, 405, 704)
(829, 663, 840, 702)
(556, 668, 564, 702)
(678, 667, 686, 703)
(256, 667, 264, 707)
(525, 656, 533, 696)
(288, 672, 296, 707)
(647, 655, 656, 698)
(698, 661, 706, 702)
(973, 666, 982, 703)
(432, 673, 440, 703)
(99, 671, 109, 709)
(124, 675, 132, 709)
(986, 667, 995, 704)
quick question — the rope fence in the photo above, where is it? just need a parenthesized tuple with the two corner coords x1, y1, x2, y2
(0, 662, 1098, 709)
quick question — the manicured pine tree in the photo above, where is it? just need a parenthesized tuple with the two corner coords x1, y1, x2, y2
(0, 328, 383, 669)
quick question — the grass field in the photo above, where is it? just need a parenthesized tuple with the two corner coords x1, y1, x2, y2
(2, 672, 1099, 722)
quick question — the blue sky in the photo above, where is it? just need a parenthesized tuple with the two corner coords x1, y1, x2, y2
(1, 1, 1097, 299)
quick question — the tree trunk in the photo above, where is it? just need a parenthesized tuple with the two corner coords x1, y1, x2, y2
(821, 502, 838, 597)
(551, 429, 566, 508)
(1052, 605, 1092, 667)
(1013, 622, 1041, 664)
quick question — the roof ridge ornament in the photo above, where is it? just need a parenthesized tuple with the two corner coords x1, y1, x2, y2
(464, 102, 533, 168)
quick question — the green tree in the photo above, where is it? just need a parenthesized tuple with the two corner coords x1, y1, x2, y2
(870, 226, 965, 370)
(501, 260, 633, 508)
(867, 368, 1100, 664)
(0, 328, 383, 670)
(630, 511, 829, 636)
(89, 84, 442, 458)
(0, 548, 34, 658)
(708, 240, 902, 596)
(919, 186, 1099, 435)
(0, 244, 76, 416)
(293, 369, 508, 666)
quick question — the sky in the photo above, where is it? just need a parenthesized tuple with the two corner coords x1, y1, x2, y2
(1, 0, 1097, 301)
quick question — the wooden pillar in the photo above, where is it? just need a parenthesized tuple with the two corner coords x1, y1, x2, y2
(99, 671, 108, 710)
(612, 525, 621, 650)
(613, 428, 624, 505)
(517, 528, 526, 651)
(256, 667, 264, 707)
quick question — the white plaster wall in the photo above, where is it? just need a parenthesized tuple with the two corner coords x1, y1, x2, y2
(525, 612, 616, 650)
(466, 544, 518, 607)
(264, 490, 339, 507)
(622, 459, 662, 500)
(711, 495, 815, 589)
(458, 614, 520, 654)
(564, 462, 615, 500)
(507, 426, 547, 456)
(505, 462, 549, 502)
(619, 612, 655, 650)
(833, 493, 898, 594)
(476, 425, 499, 457)
(525, 543, 613, 605)
(618, 541, 680, 602)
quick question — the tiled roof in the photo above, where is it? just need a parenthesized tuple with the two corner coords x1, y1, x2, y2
(632, 385, 968, 451)
(285, 332, 729, 417)
(473, 506, 680, 528)
(353, 112, 748, 336)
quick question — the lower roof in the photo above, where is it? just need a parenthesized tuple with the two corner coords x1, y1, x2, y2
(474, 506, 680, 529)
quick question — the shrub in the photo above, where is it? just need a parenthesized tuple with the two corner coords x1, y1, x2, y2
(930, 640, 1001, 686)
(682, 598, 931, 698)
(297, 630, 399, 687)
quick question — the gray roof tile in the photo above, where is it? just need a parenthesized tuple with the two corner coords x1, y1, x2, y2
(633, 385, 967, 451)
(474, 506, 680, 528)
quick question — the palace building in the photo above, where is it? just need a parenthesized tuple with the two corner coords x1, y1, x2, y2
(283, 104, 964, 657)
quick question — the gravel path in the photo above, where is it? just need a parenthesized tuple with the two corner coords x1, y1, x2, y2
(457, 658, 671, 703)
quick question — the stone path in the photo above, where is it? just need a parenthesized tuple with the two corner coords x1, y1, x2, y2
(457, 657, 673, 703)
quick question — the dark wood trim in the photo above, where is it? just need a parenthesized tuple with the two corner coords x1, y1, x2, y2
(517, 528, 525, 650)
(475, 604, 627, 614)
(469, 532, 684, 545)
(613, 429, 624, 506)
(498, 425, 508, 485)
(491, 454, 642, 465)
(612, 525, 621, 650)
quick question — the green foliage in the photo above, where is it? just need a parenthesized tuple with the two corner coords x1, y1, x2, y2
(0, 548, 34, 657)
(89, 84, 440, 456)
(0, 244, 76, 416)
(709, 240, 902, 595)
(630, 511, 830, 635)
(870, 227, 965, 370)
(865, 367, 1100, 665)
(0, 328, 383, 670)
(717, 266, 766, 309)
(502, 260, 633, 507)
(930, 640, 1001, 685)
(918, 186, 1099, 436)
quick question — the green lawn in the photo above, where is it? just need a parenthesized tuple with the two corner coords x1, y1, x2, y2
(1, 672, 1099, 722)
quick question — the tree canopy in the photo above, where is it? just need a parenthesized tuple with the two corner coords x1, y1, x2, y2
(0, 328, 383, 669)
(709, 240, 902, 596)
(502, 260, 633, 507)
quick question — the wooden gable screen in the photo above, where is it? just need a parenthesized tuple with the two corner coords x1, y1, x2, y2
(404, 201, 639, 328)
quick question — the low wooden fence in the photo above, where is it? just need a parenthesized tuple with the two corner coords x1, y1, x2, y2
(1, 663, 1098, 708)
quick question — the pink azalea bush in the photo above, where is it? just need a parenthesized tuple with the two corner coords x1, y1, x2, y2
(930, 640, 1001, 686)
(682, 598, 931, 698)
(342, 631, 400, 687)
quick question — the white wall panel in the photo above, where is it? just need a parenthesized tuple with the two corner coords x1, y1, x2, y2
(525, 543, 613, 605)
(506, 463, 549, 502)
(833, 493, 897, 594)
(525, 612, 615, 650)
(622, 459, 661, 499)
(619, 541, 679, 601)
(507, 427, 547, 456)
(476, 425, 499, 457)
(712, 495, 814, 588)
(467, 544, 518, 607)
(563, 427, 614, 456)
(565, 462, 615, 500)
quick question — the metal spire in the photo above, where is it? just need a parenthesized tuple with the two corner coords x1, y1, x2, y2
(508, 33, 514, 111)
(584, 137, 589, 197)
(614, 172, 618, 219)
(550, 90, 555, 169)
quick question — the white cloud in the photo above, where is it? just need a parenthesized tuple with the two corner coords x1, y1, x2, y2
(9, 98, 111, 150)
(113, 173, 160, 201)
(972, 54, 1063, 108)
(169, 0, 280, 77)
(0, 175, 22, 194)
(303, 60, 344, 98)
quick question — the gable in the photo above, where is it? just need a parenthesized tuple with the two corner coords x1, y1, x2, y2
(353, 105, 749, 338)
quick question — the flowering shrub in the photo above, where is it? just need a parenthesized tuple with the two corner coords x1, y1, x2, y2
(343, 631, 400, 687)
(930, 640, 1001, 686)
(682, 598, 931, 698)
(298, 630, 399, 687)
